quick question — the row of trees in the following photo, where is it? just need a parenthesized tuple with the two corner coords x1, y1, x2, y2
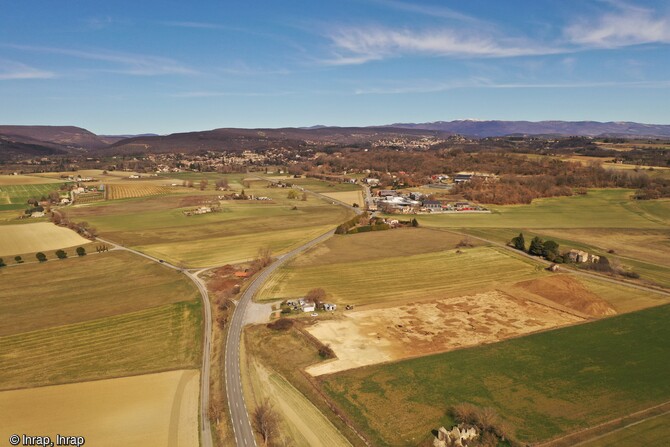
(511, 233, 561, 262)
(0, 247, 87, 267)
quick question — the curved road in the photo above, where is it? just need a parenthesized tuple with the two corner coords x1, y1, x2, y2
(96, 237, 214, 447)
(226, 178, 363, 447)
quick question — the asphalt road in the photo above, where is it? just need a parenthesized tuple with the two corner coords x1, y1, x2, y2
(96, 237, 214, 447)
(224, 229, 337, 447)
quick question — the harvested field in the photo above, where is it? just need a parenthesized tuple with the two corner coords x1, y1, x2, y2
(65, 192, 353, 267)
(258, 246, 546, 306)
(514, 275, 617, 317)
(0, 302, 201, 390)
(0, 250, 199, 337)
(306, 291, 583, 376)
(0, 369, 199, 447)
(0, 175, 63, 185)
(290, 228, 473, 268)
(320, 304, 670, 446)
(0, 222, 90, 256)
(106, 182, 175, 200)
(320, 190, 365, 207)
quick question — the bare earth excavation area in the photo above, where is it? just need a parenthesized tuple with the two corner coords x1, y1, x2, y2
(306, 291, 584, 376)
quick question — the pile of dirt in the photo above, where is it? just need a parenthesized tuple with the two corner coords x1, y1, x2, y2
(515, 275, 617, 317)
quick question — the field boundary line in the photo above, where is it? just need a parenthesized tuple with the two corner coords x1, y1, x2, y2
(534, 400, 670, 447)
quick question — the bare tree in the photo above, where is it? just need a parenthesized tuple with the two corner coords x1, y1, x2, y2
(200, 179, 209, 191)
(252, 399, 279, 446)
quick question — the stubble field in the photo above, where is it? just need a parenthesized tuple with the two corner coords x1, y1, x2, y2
(0, 369, 200, 447)
(0, 222, 90, 257)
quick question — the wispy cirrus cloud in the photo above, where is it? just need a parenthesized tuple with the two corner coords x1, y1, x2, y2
(170, 90, 294, 98)
(0, 59, 54, 80)
(322, 27, 564, 65)
(369, 0, 485, 24)
(3, 44, 196, 76)
(355, 79, 670, 95)
(565, 3, 670, 48)
(160, 21, 228, 30)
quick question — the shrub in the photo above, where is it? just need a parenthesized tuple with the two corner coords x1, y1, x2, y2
(36, 252, 47, 262)
(0, 258, 5, 267)
(76, 247, 86, 256)
(267, 318, 294, 331)
(318, 343, 335, 358)
(55, 249, 67, 259)
(14, 255, 23, 264)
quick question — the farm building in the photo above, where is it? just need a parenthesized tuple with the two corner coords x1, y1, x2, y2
(302, 301, 316, 313)
(567, 249, 600, 263)
(378, 190, 398, 198)
(422, 200, 442, 210)
(234, 271, 250, 278)
(322, 303, 337, 311)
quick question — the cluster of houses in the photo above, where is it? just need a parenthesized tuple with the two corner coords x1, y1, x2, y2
(373, 190, 488, 214)
(183, 205, 219, 216)
(218, 193, 272, 201)
(285, 299, 337, 313)
(433, 425, 479, 447)
(567, 249, 601, 263)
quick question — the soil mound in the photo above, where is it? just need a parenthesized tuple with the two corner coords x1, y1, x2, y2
(515, 275, 616, 317)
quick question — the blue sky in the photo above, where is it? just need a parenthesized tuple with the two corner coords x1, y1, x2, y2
(1, 0, 669, 134)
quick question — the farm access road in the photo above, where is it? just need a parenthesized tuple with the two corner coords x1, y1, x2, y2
(97, 183, 362, 447)
(95, 237, 214, 447)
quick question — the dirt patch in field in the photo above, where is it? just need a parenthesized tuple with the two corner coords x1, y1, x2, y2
(515, 275, 617, 317)
(0, 369, 199, 447)
(305, 291, 583, 376)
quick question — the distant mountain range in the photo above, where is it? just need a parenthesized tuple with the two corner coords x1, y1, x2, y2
(385, 120, 670, 138)
(1, 121, 669, 158)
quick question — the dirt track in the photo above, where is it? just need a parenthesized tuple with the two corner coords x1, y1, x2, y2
(306, 291, 584, 376)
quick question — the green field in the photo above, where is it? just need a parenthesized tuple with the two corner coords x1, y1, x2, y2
(0, 301, 201, 390)
(0, 182, 68, 211)
(417, 189, 669, 229)
(577, 412, 670, 447)
(0, 250, 199, 337)
(65, 181, 354, 267)
(257, 230, 547, 306)
(320, 304, 670, 446)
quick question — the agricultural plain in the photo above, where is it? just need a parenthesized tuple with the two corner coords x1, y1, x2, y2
(320, 304, 670, 446)
(257, 230, 550, 306)
(0, 222, 90, 257)
(65, 177, 354, 267)
(418, 189, 668, 229)
(0, 182, 67, 210)
(0, 250, 199, 336)
(0, 369, 199, 447)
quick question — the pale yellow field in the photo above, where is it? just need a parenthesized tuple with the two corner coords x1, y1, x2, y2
(0, 369, 199, 447)
(320, 190, 364, 207)
(0, 222, 90, 256)
(0, 175, 62, 185)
